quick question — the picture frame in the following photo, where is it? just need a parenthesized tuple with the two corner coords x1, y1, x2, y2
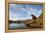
(5, 0, 45, 33)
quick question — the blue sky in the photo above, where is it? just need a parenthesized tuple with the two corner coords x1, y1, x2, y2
(9, 4, 42, 21)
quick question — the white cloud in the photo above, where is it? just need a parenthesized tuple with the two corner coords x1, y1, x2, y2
(32, 9, 42, 18)
(9, 16, 32, 21)
(9, 4, 42, 21)
(9, 10, 31, 21)
(29, 7, 33, 10)
(10, 4, 16, 6)
(9, 8, 42, 21)
(27, 8, 33, 16)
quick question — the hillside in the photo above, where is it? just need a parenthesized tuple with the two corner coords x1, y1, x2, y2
(24, 14, 43, 28)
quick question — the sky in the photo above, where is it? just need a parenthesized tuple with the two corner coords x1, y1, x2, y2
(9, 4, 42, 21)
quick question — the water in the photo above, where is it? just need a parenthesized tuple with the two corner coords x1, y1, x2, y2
(9, 23, 27, 30)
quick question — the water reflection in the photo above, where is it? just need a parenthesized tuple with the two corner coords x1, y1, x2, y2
(9, 23, 27, 29)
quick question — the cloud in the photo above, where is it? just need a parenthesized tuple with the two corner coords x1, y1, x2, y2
(9, 11, 32, 21)
(32, 8, 42, 18)
(9, 10, 32, 21)
(9, 4, 42, 21)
